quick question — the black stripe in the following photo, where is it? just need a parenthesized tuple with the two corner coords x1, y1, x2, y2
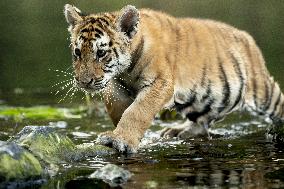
(96, 19, 105, 28)
(79, 35, 87, 41)
(95, 28, 104, 36)
(99, 17, 110, 25)
(105, 64, 114, 69)
(95, 34, 101, 39)
(113, 47, 119, 59)
(269, 90, 282, 118)
(201, 80, 212, 102)
(104, 14, 113, 21)
(175, 86, 197, 112)
(102, 68, 113, 73)
(264, 83, 275, 112)
(105, 57, 112, 63)
(228, 52, 245, 112)
(264, 80, 270, 107)
(186, 100, 213, 123)
(128, 37, 144, 72)
(90, 18, 97, 24)
(89, 26, 94, 32)
(252, 78, 258, 108)
(244, 42, 259, 108)
(263, 80, 271, 110)
(200, 65, 207, 87)
(81, 28, 89, 33)
(217, 59, 231, 113)
(214, 27, 243, 113)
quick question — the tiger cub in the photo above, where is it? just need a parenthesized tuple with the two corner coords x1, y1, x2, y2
(64, 4, 284, 153)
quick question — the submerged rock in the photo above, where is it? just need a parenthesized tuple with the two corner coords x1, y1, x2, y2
(11, 126, 115, 164)
(89, 164, 132, 187)
(0, 141, 42, 181)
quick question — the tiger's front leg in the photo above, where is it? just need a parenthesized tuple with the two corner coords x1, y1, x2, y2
(97, 76, 173, 153)
(103, 80, 134, 127)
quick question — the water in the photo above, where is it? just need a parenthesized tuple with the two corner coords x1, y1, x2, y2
(0, 91, 284, 189)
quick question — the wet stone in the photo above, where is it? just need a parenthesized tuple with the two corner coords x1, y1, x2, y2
(0, 141, 43, 181)
(89, 164, 132, 187)
(11, 126, 116, 164)
(10, 126, 76, 164)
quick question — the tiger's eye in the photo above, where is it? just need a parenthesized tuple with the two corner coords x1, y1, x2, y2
(74, 48, 81, 57)
(97, 49, 106, 58)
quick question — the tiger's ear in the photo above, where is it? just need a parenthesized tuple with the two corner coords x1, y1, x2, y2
(117, 5, 140, 40)
(64, 4, 83, 27)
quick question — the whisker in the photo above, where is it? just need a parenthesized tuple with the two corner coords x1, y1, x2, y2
(54, 69, 73, 76)
(69, 87, 79, 102)
(51, 78, 73, 88)
(60, 80, 74, 91)
(65, 65, 73, 72)
(59, 86, 74, 103)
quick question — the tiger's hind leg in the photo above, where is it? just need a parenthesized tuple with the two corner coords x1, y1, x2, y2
(160, 120, 209, 139)
(244, 76, 284, 125)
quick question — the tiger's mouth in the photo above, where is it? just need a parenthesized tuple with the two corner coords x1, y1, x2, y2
(76, 79, 110, 93)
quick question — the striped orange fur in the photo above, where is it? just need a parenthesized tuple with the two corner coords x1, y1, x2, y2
(64, 4, 284, 153)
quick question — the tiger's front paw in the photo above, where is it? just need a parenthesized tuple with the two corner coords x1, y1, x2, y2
(96, 131, 138, 154)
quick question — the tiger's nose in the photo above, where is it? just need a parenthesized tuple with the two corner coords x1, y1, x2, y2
(81, 78, 94, 85)
(77, 76, 94, 87)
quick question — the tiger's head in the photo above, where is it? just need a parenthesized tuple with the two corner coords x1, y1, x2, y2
(64, 4, 139, 92)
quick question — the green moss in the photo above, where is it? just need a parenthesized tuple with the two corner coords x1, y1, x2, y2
(0, 146, 42, 181)
(12, 127, 76, 164)
(0, 106, 85, 120)
(29, 134, 76, 164)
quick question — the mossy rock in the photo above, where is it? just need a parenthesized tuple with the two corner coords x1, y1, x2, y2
(0, 141, 42, 181)
(11, 126, 76, 164)
(11, 126, 116, 165)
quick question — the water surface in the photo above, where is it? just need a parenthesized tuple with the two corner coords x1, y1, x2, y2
(0, 91, 284, 189)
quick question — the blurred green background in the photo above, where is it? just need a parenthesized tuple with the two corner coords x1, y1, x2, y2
(0, 0, 283, 91)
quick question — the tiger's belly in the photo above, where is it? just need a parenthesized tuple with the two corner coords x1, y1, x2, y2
(166, 83, 245, 126)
